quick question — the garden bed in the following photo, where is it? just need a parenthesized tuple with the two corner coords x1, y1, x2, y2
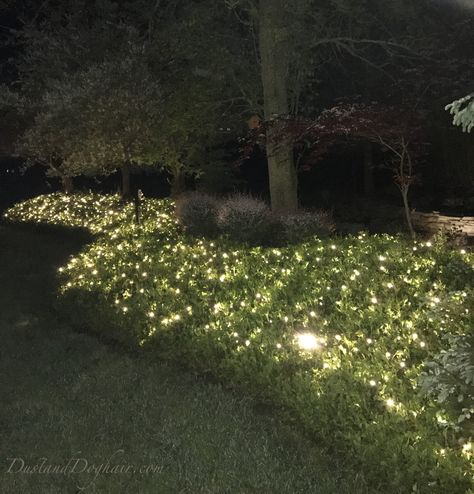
(4, 193, 474, 493)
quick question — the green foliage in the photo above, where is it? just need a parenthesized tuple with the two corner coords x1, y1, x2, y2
(446, 94, 474, 133)
(5, 193, 474, 493)
(0, 223, 365, 494)
(420, 332, 474, 437)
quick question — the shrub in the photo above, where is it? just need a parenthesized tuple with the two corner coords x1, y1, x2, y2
(217, 194, 278, 245)
(420, 332, 474, 437)
(279, 210, 335, 243)
(175, 192, 219, 238)
(6, 193, 474, 493)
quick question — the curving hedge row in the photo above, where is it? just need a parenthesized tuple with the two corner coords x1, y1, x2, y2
(5, 193, 474, 493)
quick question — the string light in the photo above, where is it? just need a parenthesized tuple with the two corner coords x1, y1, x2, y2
(6, 192, 474, 477)
(296, 332, 321, 351)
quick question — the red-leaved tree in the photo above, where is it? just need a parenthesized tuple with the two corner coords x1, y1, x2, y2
(242, 103, 426, 238)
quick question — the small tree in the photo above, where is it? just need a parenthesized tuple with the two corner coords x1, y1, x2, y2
(17, 109, 78, 194)
(313, 104, 426, 239)
(244, 102, 426, 238)
(44, 56, 163, 199)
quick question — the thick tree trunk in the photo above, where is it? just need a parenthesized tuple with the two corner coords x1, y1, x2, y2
(61, 176, 74, 195)
(121, 162, 131, 200)
(258, 0, 298, 212)
(363, 141, 374, 197)
(170, 168, 186, 198)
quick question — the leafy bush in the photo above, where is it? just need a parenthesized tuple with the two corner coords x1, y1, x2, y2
(217, 193, 278, 245)
(279, 210, 335, 243)
(175, 192, 220, 238)
(5, 194, 474, 493)
(175, 193, 335, 246)
(420, 332, 474, 437)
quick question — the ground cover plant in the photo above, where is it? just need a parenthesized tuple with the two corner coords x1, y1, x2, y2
(5, 193, 474, 493)
(0, 223, 363, 494)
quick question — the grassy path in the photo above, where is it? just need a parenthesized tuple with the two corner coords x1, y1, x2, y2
(0, 224, 367, 494)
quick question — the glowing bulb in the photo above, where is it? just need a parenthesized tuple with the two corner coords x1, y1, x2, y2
(296, 332, 320, 351)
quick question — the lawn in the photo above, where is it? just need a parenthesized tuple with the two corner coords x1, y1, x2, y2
(0, 223, 365, 493)
(3, 193, 474, 493)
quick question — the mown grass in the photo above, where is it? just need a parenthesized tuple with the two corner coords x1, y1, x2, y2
(0, 223, 366, 494)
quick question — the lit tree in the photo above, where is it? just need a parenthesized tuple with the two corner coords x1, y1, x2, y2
(16, 51, 163, 198)
(446, 94, 474, 133)
(7, 1, 242, 198)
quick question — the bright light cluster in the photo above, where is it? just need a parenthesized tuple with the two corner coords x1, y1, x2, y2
(5, 192, 474, 489)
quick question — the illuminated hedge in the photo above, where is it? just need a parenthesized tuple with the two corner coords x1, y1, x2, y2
(5, 193, 474, 493)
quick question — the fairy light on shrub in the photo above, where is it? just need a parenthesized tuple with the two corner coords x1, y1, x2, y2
(386, 398, 396, 408)
(295, 332, 321, 351)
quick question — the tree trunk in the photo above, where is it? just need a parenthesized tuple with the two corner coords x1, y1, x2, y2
(170, 168, 186, 198)
(121, 162, 131, 200)
(401, 187, 416, 239)
(363, 141, 374, 197)
(61, 176, 74, 195)
(258, 0, 297, 212)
